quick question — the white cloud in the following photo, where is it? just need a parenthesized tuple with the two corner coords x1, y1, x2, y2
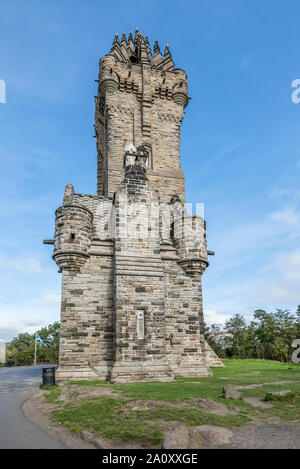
(209, 200, 300, 272)
(0, 254, 44, 274)
(204, 309, 231, 325)
(259, 248, 300, 303)
(269, 206, 300, 227)
(0, 311, 45, 341)
(204, 191, 300, 319)
(44, 294, 61, 307)
(0, 291, 61, 342)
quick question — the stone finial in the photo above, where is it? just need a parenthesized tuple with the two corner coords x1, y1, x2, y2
(112, 33, 119, 45)
(121, 33, 127, 46)
(128, 32, 134, 51)
(110, 33, 122, 58)
(145, 38, 152, 60)
(63, 184, 74, 205)
(151, 40, 163, 67)
(164, 44, 171, 57)
(154, 40, 161, 54)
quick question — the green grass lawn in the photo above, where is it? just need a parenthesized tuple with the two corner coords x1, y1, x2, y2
(44, 360, 300, 446)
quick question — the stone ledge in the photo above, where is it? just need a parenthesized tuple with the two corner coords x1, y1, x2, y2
(115, 270, 164, 277)
(110, 360, 174, 383)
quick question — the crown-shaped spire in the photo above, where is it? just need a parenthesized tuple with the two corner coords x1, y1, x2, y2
(108, 32, 175, 70)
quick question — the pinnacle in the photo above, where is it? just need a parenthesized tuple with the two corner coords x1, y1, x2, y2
(154, 40, 161, 54)
(113, 33, 119, 45)
(134, 29, 140, 43)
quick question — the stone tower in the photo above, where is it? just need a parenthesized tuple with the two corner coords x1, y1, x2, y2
(49, 31, 223, 383)
(95, 30, 187, 202)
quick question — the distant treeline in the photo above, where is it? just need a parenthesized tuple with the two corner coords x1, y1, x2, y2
(6, 322, 59, 365)
(205, 307, 300, 362)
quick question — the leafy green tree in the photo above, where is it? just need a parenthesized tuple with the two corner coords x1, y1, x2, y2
(250, 310, 277, 359)
(206, 305, 300, 362)
(224, 314, 253, 358)
(204, 323, 226, 358)
(273, 309, 299, 361)
(6, 322, 60, 366)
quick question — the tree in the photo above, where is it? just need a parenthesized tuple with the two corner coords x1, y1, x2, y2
(206, 305, 300, 362)
(224, 314, 253, 358)
(204, 322, 226, 358)
(6, 322, 60, 366)
(250, 310, 277, 360)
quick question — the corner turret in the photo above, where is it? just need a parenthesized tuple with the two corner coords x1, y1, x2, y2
(172, 201, 209, 276)
(53, 184, 93, 271)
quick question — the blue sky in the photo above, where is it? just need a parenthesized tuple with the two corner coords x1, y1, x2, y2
(0, 0, 300, 340)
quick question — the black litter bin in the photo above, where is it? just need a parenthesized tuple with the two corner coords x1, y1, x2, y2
(42, 367, 56, 386)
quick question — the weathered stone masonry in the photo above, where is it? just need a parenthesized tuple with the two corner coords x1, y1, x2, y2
(49, 31, 223, 383)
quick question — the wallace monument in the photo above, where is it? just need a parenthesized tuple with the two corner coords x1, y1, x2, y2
(47, 31, 223, 383)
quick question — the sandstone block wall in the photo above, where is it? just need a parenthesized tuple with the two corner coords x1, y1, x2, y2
(51, 31, 223, 383)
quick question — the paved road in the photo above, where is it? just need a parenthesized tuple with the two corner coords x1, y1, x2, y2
(0, 366, 65, 449)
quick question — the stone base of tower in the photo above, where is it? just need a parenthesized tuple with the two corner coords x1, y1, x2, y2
(110, 361, 174, 384)
(55, 361, 217, 383)
(55, 363, 112, 383)
(173, 360, 213, 378)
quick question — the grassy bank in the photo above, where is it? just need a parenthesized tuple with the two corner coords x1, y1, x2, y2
(42, 360, 300, 446)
